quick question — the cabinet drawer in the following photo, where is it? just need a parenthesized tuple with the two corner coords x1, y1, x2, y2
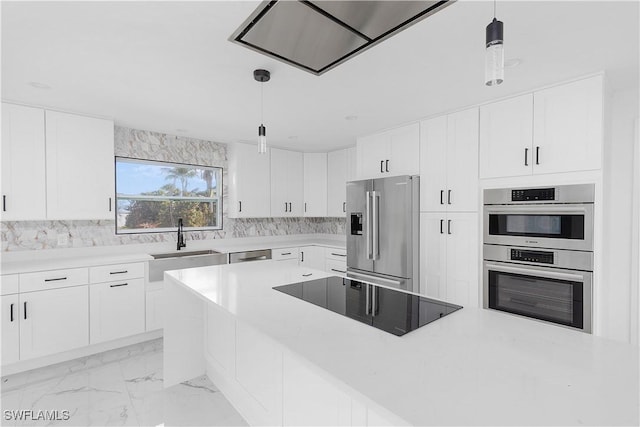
(324, 247, 347, 261)
(90, 278, 145, 344)
(272, 247, 299, 261)
(89, 262, 145, 284)
(20, 268, 89, 293)
(326, 259, 347, 275)
(1, 275, 19, 295)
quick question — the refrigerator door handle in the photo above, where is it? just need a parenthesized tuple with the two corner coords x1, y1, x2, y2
(371, 285, 377, 317)
(372, 191, 380, 260)
(366, 191, 372, 260)
(365, 284, 370, 315)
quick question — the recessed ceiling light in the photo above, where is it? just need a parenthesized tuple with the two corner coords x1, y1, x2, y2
(288, 135, 298, 140)
(345, 115, 358, 121)
(175, 128, 188, 133)
(28, 81, 51, 89)
(504, 58, 522, 68)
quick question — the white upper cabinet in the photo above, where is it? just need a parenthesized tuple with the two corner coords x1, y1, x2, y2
(479, 93, 534, 178)
(1, 103, 47, 220)
(420, 108, 479, 213)
(303, 153, 327, 217)
(327, 149, 348, 217)
(479, 75, 603, 178)
(228, 142, 271, 218)
(346, 146, 357, 181)
(45, 111, 114, 220)
(533, 75, 603, 174)
(271, 148, 304, 217)
(356, 123, 419, 179)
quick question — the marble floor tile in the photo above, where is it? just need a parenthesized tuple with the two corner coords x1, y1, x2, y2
(1, 339, 247, 427)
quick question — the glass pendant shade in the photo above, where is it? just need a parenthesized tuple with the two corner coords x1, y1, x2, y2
(258, 124, 267, 154)
(485, 17, 504, 86)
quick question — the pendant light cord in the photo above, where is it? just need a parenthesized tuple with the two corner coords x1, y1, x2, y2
(261, 82, 264, 124)
(493, 0, 496, 19)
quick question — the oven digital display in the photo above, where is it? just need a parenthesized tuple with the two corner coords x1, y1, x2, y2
(505, 215, 561, 235)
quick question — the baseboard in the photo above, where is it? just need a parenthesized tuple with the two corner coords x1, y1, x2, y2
(1, 329, 163, 376)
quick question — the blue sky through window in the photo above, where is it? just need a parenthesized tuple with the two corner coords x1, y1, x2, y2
(116, 159, 217, 196)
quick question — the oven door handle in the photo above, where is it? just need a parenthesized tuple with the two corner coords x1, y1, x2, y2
(484, 206, 588, 215)
(485, 263, 586, 282)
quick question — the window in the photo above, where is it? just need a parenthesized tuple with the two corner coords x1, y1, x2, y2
(115, 157, 222, 233)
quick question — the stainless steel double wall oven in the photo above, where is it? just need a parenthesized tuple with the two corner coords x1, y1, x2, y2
(483, 184, 595, 332)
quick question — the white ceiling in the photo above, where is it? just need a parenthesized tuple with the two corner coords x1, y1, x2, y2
(2, 1, 638, 152)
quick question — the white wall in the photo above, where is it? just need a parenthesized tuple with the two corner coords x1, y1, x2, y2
(601, 87, 639, 343)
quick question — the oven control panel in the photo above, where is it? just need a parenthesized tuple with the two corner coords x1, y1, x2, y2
(511, 188, 555, 202)
(510, 249, 554, 264)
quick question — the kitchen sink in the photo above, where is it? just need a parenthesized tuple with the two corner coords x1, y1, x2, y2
(148, 249, 227, 282)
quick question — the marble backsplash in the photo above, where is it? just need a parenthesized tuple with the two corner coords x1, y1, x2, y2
(1, 126, 345, 252)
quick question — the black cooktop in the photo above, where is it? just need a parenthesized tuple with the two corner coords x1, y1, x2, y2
(273, 276, 462, 336)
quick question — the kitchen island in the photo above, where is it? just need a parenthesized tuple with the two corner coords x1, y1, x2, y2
(164, 261, 639, 426)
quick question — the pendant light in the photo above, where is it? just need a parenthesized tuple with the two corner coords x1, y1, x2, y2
(485, 0, 504, 86)
(254, 69, 270, 154)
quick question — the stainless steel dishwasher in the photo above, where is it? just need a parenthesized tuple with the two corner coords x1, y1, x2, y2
(228, 249, 272, 263)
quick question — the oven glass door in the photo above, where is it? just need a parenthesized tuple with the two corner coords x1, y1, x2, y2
(485, 263, 590, 331)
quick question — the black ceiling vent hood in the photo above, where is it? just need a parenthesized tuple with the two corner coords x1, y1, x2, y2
(230, 1, 455, 76)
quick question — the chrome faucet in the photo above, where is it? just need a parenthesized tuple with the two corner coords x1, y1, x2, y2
(177, 218, 186, 250)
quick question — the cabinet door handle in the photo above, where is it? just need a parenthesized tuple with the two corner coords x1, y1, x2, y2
(380, 160, 384, 173)
(447, 219, 452, 235)
(385, 160, 389, 172)
(110, 283, 128, 288)
(331, 268, 347, 274)
(440, 219, 444, 234)
(288, 202, 292, 212)
(524, 147, 529, 166)
(281, 252, 292, 256)
(239, 201, 242, 212)
(109, 270, 128, 275)
(302, 273, 313, 277)
(343, 202, 346, 212)
(284, 202, 288, 213)
(44, 277, 67, 282)
(108, 197, 112, 212)
(23, 302, 27, 320)
(2, 195, 6, 212)
(536, 146, 540, 165)
(440, 190, 444, 205)
(10, 303, 14, 322)
(304, 202, 307, 213)
(330, 253, 346, 257)
(301, 251, 304, 262)
(447, 190, 452, 205)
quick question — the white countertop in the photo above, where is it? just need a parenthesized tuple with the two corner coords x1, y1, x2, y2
(166, 261, 639, 426)
(0, 234, 345, 274)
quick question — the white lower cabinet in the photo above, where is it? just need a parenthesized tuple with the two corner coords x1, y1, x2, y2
(90, 278, 145, 344)
(145, 286, 164, 332)
(299, 246, 326, 270)
(420, 212, 479, 307)
(235, 322, 283, 425)
(282, 352, 351, 426)
(1, 294, 20, 364)
(19, 286, 89, 360)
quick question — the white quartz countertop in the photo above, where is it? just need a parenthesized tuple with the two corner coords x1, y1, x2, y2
(0, 234, 345, 274)
(166, 261, 639, 426)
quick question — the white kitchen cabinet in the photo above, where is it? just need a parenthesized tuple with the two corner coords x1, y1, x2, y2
(303, 153, 327, 217)
(145, 286, 164, 332)
(228, 142, 271, 218)
(89, 278, 145, 344)
(271, 148, 304, 217)
(45, 110, 114, 220)
(346, 146, 357, 181)
(19, 285, 89, 360)
(299, 246, 326, 271)
(326, 259, 347, 276)
(282, 352, 351, 426)
(533, 75, 603, 174)
(1, 275, 19, 296)
(420, 212, 479, 307)
(327, 149, 348, 217)
(420, 108, 479, 213)
(356, 123, 419, 179)
(1, 103, 47, 220)
(479, 93, 534, 178)
(235, 322, 283, 425)
(272, 247, 300, 262)
(1, 294, 20, 364)
(206, 305, 236, 374)
(478, 75, 603, 178)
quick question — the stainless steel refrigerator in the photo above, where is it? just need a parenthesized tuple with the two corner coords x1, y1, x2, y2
(346, 175, 419, 293)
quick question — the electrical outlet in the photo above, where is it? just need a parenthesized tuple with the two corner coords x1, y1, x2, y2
(57, 234, 69, 247)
